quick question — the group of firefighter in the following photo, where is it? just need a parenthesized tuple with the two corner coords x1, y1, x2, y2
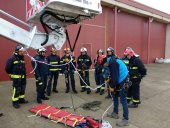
(5, 44, 147, 127)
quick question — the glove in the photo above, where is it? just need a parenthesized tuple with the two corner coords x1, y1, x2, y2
(109, 86, 114, 92)
(82, 63, 87, 69)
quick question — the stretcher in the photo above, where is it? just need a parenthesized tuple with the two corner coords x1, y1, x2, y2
(29, 104, 102, 127)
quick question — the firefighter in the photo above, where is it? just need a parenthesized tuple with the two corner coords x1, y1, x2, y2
(46, 47, 60, 96)
(31, 47, 49, 104)
(105, 47, 115, 99)
(94, 49, 105, 95)
(106, 47, 129, 127)
(5, 44, 28, 109)
(122, 47, 132, 69)
(124, 48, 147, 108)
(60, 48, 77, 93)
(77, 47, 92, 94)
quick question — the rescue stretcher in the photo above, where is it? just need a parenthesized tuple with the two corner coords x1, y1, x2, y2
(29, 104, 102, 127)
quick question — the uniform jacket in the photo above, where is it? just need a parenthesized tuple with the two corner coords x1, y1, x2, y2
(129, 56, 147, 79)
(77, 54, 92, 70)
(32, 54, 49, 78)
(47, 54, 61, 72)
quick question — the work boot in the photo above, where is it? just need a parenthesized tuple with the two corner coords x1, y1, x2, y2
(80, 88, 86, 92)
(107, 112, 119, 119)
(53, 90, 58, 93)
(19, 99, 29, 104)
(37, 99, 42, 104)
(41, 97, 49, 100)
(0, 113, 3, 117)
(128, 103, 138, 108)
(65, 89, 69, 93)
(95, 88, 100, 93)
(87, 90, 91, 94)
(73, 90, 78, 94)
(116, 119, 129, 127)
(13, 102, 20, 109)
(99, 90, 104, 95)
(46, 92, 51, 96)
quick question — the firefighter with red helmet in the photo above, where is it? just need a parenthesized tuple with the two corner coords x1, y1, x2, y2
(60, 48, 77, 93)
(77, 47, 92, 94)
(124, 48, 147, 108)
(46, 47, 61, 96)
(94, 49, 106, 95)
(5, 44, 28, 108)
(31, 47, 49, 104)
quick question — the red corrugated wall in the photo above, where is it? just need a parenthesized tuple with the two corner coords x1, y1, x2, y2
(0, 2, 167, 81)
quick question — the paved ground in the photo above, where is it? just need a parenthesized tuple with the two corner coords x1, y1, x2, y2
(0, 64, 170, 128)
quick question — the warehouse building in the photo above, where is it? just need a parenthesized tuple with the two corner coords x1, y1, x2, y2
(0, 0, 170, 81)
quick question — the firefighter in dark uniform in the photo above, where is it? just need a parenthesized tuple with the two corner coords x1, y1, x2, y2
(60, 48, 77, 93)
(105, 47, 115, 99)
(94, 49, 105, 95)
(77, 47, 92, 94)
(124, 48, 147, 108)
(5, 44, 28, 109)
(46, 47, 60, 96)
(32, 47, 49, 104)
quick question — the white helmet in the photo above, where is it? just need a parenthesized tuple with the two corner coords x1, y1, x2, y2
(80, 47, 87, 52)
(37, 47, 46, 52)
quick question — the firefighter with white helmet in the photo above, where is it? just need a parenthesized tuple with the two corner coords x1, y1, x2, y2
(77, 47, 92, 94)
(31, 47, 49, 104)
(94, 49, 105, 95)
(5, 44, 28, 108)
(60, 48, 78, 93)
(46, 47, 60, 96)
(124, 48, 147, 108)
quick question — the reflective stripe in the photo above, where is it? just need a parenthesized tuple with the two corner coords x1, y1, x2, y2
(39, 82, 43, 85)
(19, 95, 25, 98)
(101, 87, 105, 90)
(132, 99, 140, 103)
(130, 67, 138, 69)
(13, 60, 25, 64)
(81, 86, 86, 88)
(12, 88, 19, 101)
(49, 69, 60, 71)
(78, 69, 89, 71)
(86, 86, 90, 88)
(50, 62, 58, 64)
(10, 74, 25, 79)
(126, 97, 132, 100)
(123, 61, 129, 64)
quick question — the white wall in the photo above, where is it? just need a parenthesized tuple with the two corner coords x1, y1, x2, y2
(165, 24, 170, 58)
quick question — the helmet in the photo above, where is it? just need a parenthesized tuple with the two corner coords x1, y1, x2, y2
(64, 48, 71, 54)
(15, 44, 25, 52)
(97, 49, 104, 54)
(124, 48, 134, 57)
(37, 47, 46, 53)
(80, 47, 87, 52)
(107, 47, 114, 53)
(51, 47, 57, 53)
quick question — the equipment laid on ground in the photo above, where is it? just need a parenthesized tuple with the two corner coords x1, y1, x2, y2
(29, 104, 102, 128)
(0, 0, 102, 50)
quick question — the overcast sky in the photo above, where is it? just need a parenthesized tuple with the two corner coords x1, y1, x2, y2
(134, 0, 170, 14)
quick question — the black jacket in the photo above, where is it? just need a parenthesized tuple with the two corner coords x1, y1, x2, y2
(32, 55, 49, 78)
(129, 56, 147, 79)
(5, 54, 26, 76)
(77, 54, 92, 70)
(47, 54, 61, 72)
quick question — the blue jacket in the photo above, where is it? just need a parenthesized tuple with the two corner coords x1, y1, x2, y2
(109, 57, 128, 88)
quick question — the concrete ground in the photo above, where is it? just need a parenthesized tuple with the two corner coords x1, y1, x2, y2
(0, 64, 170, 128)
